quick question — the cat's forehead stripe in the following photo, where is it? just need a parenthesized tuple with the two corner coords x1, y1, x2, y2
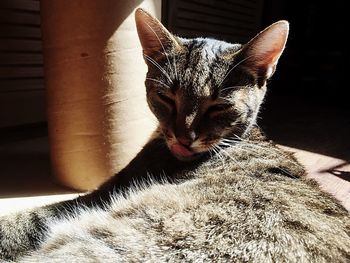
(181, 37, 239, 55)
(178, 38, 239, 97)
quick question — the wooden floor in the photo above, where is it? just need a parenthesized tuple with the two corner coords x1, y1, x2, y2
(0, 96, 349, 214)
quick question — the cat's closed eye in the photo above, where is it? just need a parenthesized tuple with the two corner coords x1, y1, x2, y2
(156, 91, 176, 109)
(207, 103, 232, 116)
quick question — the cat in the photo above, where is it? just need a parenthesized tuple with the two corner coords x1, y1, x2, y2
(0, 8, 349, 262)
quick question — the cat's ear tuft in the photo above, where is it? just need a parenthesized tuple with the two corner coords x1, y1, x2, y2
(135, 8, 180, 57)
(240, 20, 289, 79)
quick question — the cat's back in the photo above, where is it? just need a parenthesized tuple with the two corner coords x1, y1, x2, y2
(19, 141, 350, 262)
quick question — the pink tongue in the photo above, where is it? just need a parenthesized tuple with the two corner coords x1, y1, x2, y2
(171, 143, 194, 157)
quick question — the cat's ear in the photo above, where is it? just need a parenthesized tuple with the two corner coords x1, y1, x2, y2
(135, 8, 180, 57)
(239, 21, 289, 79)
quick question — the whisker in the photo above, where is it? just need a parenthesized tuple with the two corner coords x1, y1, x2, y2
(205, 130, 301, 181)
(144, 54, 173, 83)
(218, 135, 301, 179)
(146, 78, 172, 89)
(233, 134, 244, 141)
(218, 55, 254, 88)
(173, 54, 178, 81)
(219, 141, 231, 146)
(225, 136, 303, 169)
(220, 85, 247, 92)
(233, 145, 298, 179)
(212, 145, 225, 165)
(145, 22, 176, 80)
(215, 145, 252, 177)
(220, 97, 234, 103)
(208, 148, 213, 159)
(221, 138, 241, 143)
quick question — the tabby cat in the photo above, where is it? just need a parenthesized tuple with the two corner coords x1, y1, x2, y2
(0, 8, 349, 262)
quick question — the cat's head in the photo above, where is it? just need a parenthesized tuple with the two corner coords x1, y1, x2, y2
(135, 9, 289, 161)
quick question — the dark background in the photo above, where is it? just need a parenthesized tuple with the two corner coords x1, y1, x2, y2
(262, 0, 347, 106)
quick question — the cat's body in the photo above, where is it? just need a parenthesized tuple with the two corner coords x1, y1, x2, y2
(3, 128, 350, 262)
(1, 9, 349, 262)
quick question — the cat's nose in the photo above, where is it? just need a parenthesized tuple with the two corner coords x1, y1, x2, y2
(177, 131, 197, 146)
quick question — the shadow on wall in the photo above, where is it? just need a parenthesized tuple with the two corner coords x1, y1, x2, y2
(41, 0, 160, 190)
(319, 162, 350, 182)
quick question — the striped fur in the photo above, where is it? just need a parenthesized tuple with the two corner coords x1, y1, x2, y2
(1, 129, 350, 262)
(1, 9, 349, 262)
